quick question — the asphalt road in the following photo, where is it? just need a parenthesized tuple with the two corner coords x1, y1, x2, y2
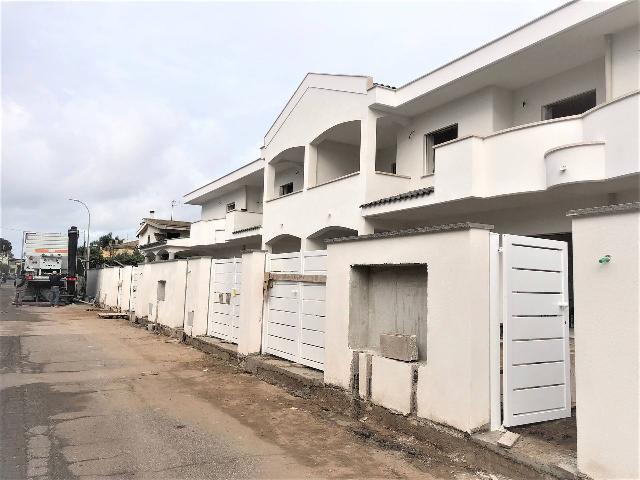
(0, 285, 502, 480)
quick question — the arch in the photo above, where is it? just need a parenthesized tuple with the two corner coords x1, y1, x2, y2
(157, 249, 170, 261)
(306, 226, 358, 250)
(266, 234, 302, 254)
(144, 252, 157, 263)
(310, 120, 361, 186)
(269, 146, 305, 198)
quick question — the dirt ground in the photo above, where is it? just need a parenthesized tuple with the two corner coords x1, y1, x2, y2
(0, 286, 520, 479)
(512, 414, 576, 452)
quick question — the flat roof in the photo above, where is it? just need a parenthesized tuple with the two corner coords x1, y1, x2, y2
(183, 158, 264, 205)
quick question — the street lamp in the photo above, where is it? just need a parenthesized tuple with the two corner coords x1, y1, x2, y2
(69, 199, 90, 294)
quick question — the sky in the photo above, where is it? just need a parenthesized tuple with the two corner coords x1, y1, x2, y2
(1, 0, 565, 254)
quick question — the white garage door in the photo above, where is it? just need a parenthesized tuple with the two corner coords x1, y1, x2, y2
(502, 234, 571, 427)
(263, 251, 326, 371)
(207, 258, 241, 343)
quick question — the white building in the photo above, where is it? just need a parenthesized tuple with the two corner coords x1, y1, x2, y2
(165, 159, 264, 258)
(130, 2, 638, 478)
(136, 216, 191, 262)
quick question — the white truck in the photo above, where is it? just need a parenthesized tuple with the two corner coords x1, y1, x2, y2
(21, 231, 77, 302)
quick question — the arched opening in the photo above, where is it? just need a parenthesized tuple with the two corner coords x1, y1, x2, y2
(311, 120, 360, 186)
(306, 226, 358, 250)
(157, 249, 170, 261)
(375, 116, 401, 174)
(267, 234, 302, 254)
(145, 252, 157, 263)
(270, 147, 304, 198)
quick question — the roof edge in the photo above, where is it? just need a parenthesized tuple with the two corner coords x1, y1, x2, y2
(567, 201, 640, 218)
(327, 222, 494, 244)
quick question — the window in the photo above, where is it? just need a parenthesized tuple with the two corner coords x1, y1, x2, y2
(542, 90, 596, 120)
(226, 202, 236, 212)
(279, 182, 294, 196)
(424, 124, 458, 175)
(157, 280, 166, 301)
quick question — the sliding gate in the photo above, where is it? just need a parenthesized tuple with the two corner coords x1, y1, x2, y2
(207, 257, 242, 343)
(262, 251, 327, 371)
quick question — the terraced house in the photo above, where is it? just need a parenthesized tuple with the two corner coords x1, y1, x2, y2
(91, 2, 639, 479)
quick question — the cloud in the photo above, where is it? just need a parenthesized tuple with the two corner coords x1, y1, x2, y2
(1, 0, 565, 252)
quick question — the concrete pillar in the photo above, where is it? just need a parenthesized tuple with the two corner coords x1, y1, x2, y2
(237, 250, 267, 355)
(570, 203, 639, 480)
(359, 110, 381, 207)
(265, 162, 275, 200)
(304, 145, 317, 189)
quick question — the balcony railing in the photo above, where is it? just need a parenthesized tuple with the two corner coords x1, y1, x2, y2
(442, 92, 637, 201)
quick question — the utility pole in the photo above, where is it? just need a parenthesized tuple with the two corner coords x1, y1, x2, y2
(69, 199, 90, 297)
(170, 200, 178, 220)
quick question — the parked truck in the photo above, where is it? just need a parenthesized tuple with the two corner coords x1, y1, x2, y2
(20, 227, 79, 303)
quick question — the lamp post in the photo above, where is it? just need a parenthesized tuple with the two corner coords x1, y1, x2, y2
(69, 199, 90, 295)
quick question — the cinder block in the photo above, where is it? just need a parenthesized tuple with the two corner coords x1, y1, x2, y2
(358, 352, 372, 399)
(371, 356, 413, 414)
(498, 431, 520, 449)
(380, 333, 418, 362)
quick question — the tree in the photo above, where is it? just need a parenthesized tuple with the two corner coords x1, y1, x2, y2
(110, 248, 145, 266)
(77, 245, 104, 270)
(0, 238, 13, 259)
(95, 233, 124, 249)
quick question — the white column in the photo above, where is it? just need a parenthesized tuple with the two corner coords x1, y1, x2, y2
(572, 206, 639, 480)
(303, 145, 317, 189)
(237, 250, 267, 355)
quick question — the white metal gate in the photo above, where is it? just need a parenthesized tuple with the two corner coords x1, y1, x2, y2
(502, 234, 571, 427)
(263, 251, 326, 371)
(207, 258, 241, 343)
(130, 267, 139, 313)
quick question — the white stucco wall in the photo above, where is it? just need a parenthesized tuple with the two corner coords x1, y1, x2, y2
(183, 258, 213, 337)
(139, 225, 162, 246)
(396, 88, 496, 188)
(511, 58, 605, 126)
(245, 185, 264, 214)
(135, 260, 188, 328)
(572, 207, 639, 480)
(611, 25, 639, 98)
(201, 187, 248, 221)
(273, 166, 303, 196)
(316, 140, 360, 185)
(95, 267, 121, 309)
(325, 226, 491, 432)
(237, 251, 266, 355)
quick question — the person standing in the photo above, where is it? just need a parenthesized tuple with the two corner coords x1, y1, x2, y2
(13, 273, 27, 307)
(49, 271, 64, 307)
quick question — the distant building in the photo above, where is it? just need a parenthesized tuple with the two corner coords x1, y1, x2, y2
(102, 239, 139, 258)
(136, 213, 191, 262)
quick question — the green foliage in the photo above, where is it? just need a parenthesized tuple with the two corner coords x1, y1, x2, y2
(0, 238, 13, 258)
(77, 245, 104, 270)
(110, 248, 145, 266)
(94, 233, 124, 249)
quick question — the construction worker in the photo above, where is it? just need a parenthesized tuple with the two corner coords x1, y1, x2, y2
(13, 272, 27, 307)
(49, 270, 64, 307)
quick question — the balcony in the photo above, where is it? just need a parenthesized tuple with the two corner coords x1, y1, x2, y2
(263, 171, 363, 244)
(362, 92, 638, 215)
(226, 210, 263, 238)
(440, 92, 637, 199)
